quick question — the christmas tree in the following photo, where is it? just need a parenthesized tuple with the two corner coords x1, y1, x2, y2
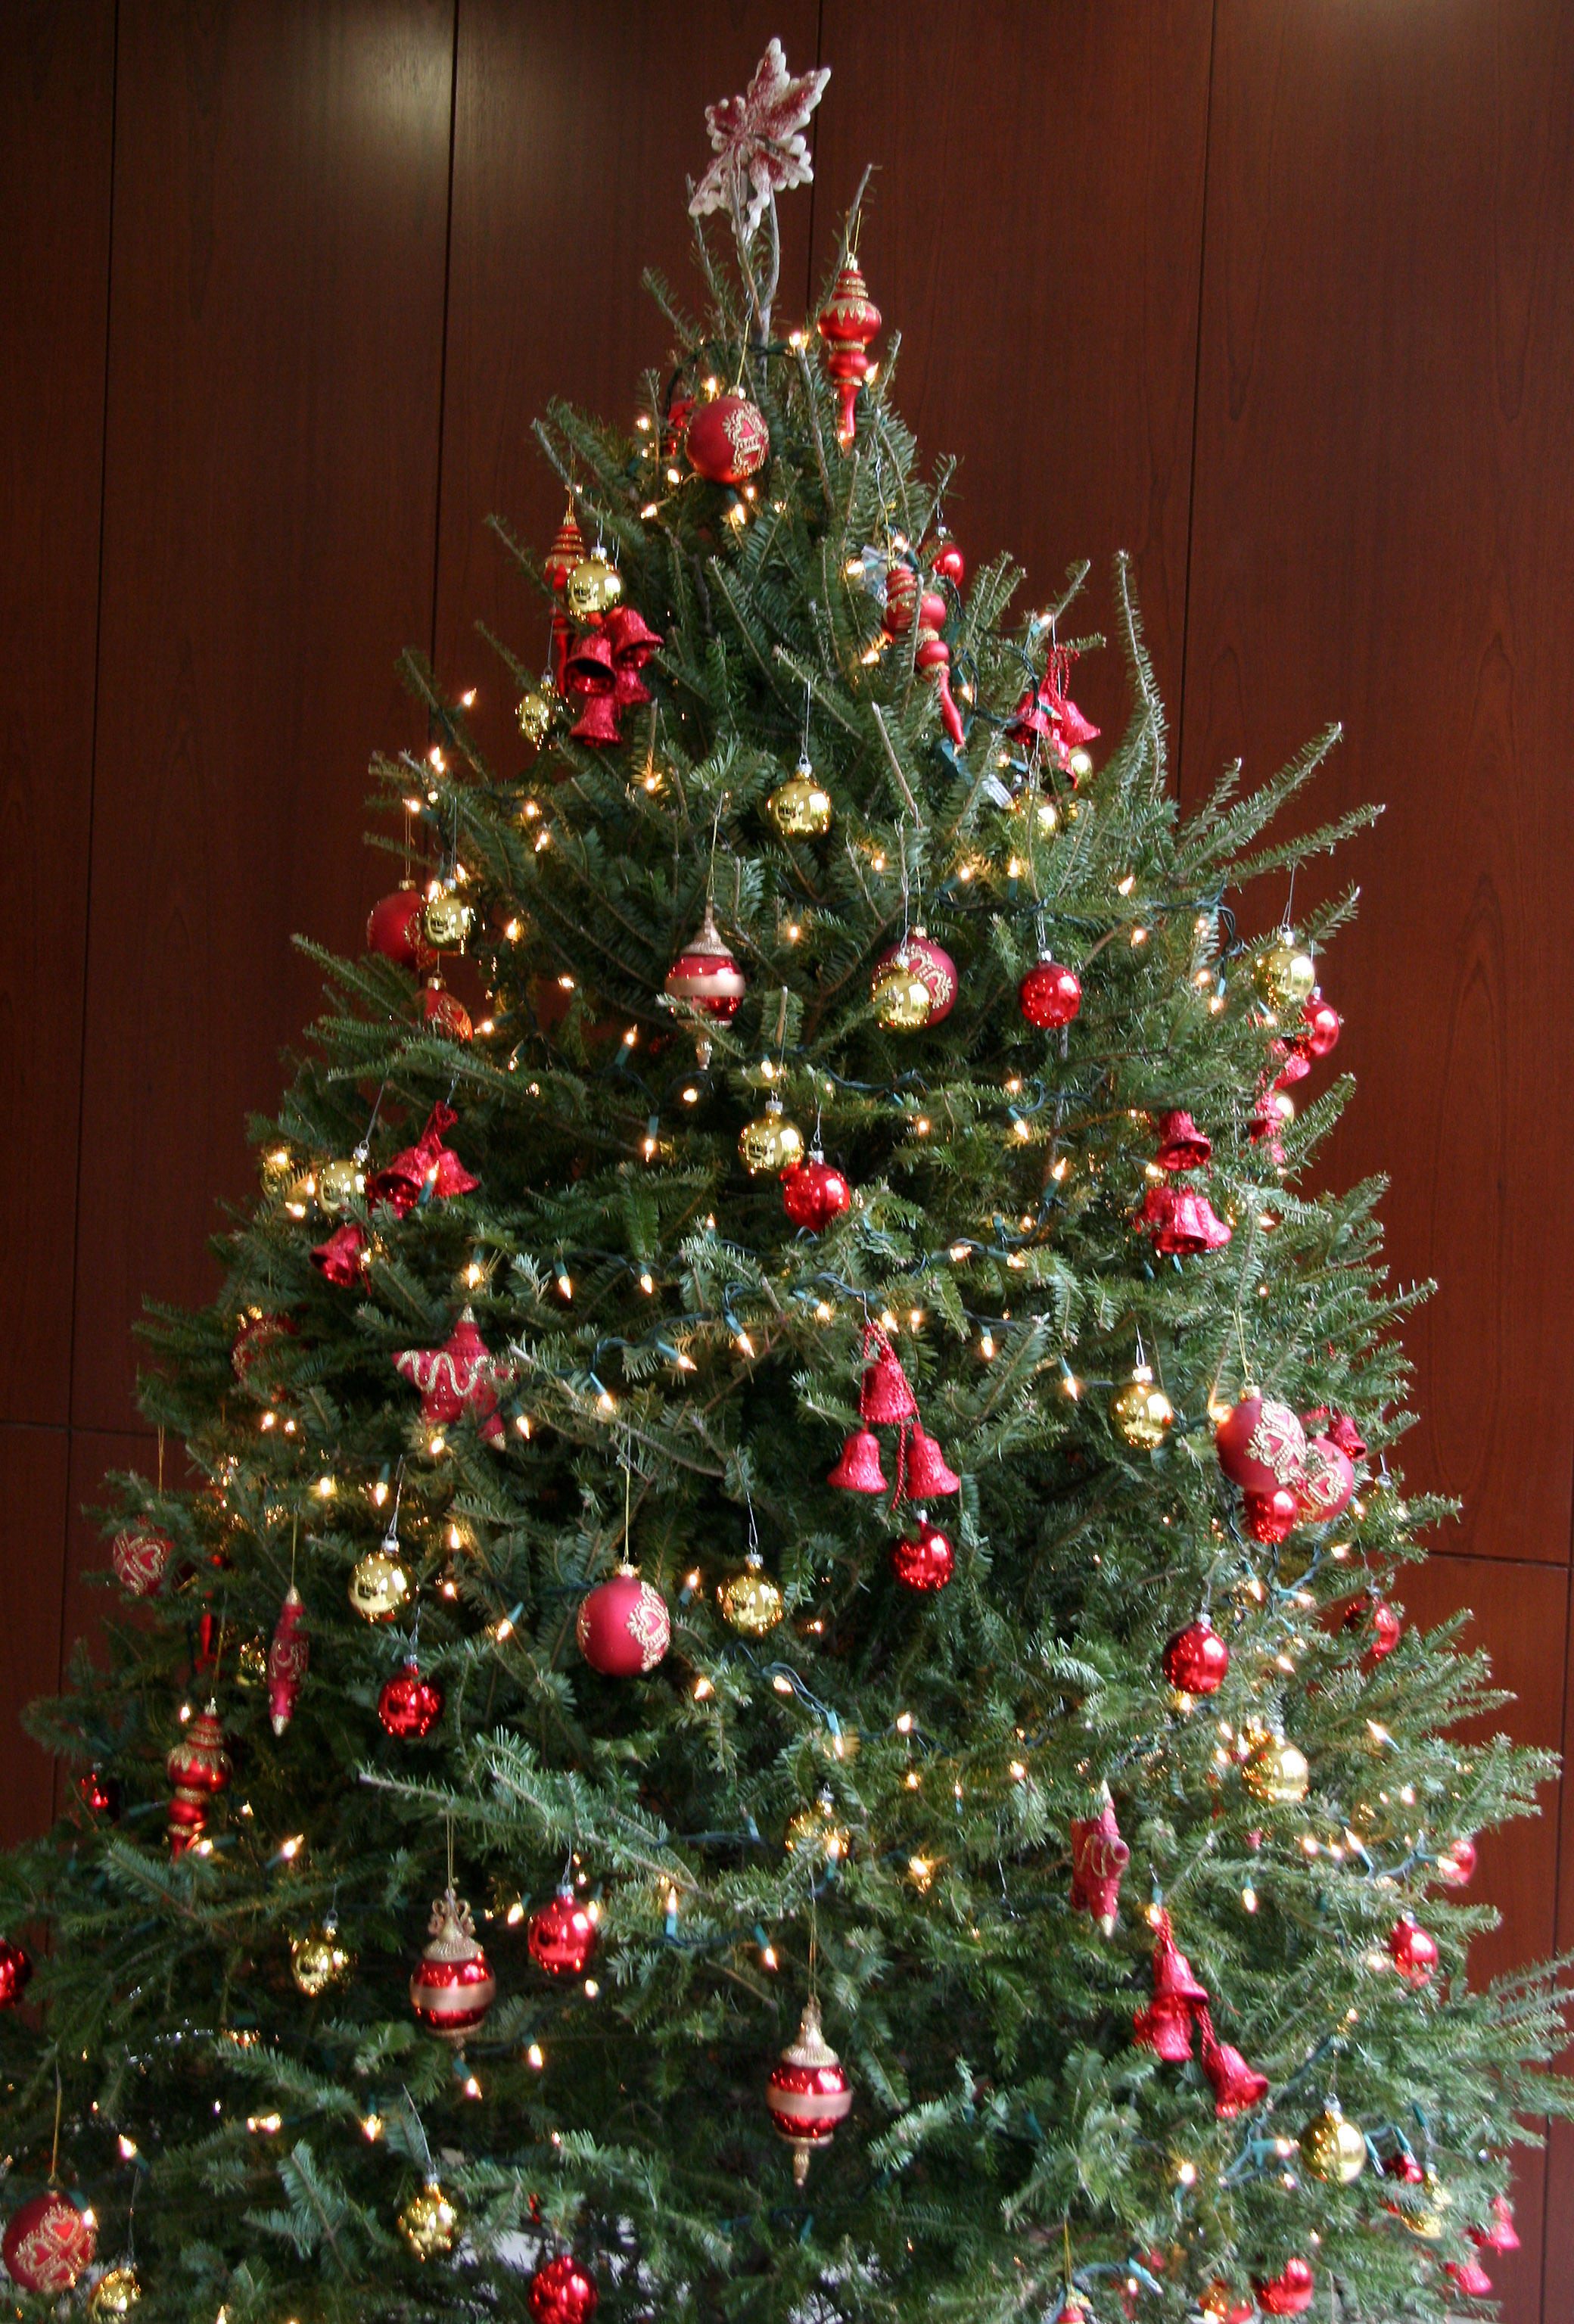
(0, 42, 1566, 2324)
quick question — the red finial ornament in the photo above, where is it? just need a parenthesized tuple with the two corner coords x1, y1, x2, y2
(914, 590, 965, 746)
(267, 1585, 309, 1736)
(817, 258, 882, 445)
(166, 1700, 232, 1854)
(527, 1887, 598, 1979)
(1069, 1794, 1130, 1934)
(766, 1996, 853, 2184)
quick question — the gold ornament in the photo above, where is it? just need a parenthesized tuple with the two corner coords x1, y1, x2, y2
(398, 2179, 460, 2260)
(566, 554, 623, 621)
(1300, 2098, 1366, 2183)
(767, 761, 832, 839)
(291, 1924, 352, 1997)
(318, 1156, 363, 1212)
(1256, 934, 1316, 1008)
(871, 958, 932, 1031)
(1243, 1728, 1310, 1805)
(719, 1557, 784, 1635)
(785, 1790, 850, 1867)
(1109, 1367, 1174, 1450)
(284, 1169, 318, 1215)
(739, 1097, 804, 1175)
(350, 1546, 410, 1623)
(89, 2268, 141, 2317)
(516, 687, 554, 746)
(258, 1144, 294, 1194)
(1398, 2173, 1452, 2241)
(235, 1635, 267, 1688)
(423, 888, 474, 950)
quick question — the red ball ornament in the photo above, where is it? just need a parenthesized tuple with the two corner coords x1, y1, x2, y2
(110, 1520, 173, 1598)
(1019, 955, 1081, 1030)
(0, 1941, 30, 2008)
(422, 982, 473, 1043)
(1438, 1836, 1478, 1887)
(529, 2254, 599, 2324)
(664, 901, 745, 1022)
(891, 1522, 954, 1592)
(766, 1996, 853, 2185)
(78, 1767, 120, 1820)
(1302, 989, 1342, 1056)
(367, 887, 434, 969)
(577, 1568, 670, 1676)
(409, 1886, 496, 2041)
(1343, 1591, 1401, 1660)
(1296, 1431, 1357, 1523)
(1253, 2259, 1314, 2317)
(873, 929, 958, 1023)
(1388, 1915, 1439, 1984)
(686, 393, 770, 484)
(1162, 1617, 1230, 1695)
(782, 1155, 851, 1233)
(232, 1310, 297, 1383)
(1214, 1393, 1306, 1497)
(379, 1657, 444, 1739)
(2, 2194, 95, 2294)
(527, 1887, 597, 1978)
(1243, 1486, 1300, 1545)
(930, 537, 965, 586)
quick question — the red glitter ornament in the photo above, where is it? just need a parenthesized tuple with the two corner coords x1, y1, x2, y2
(312, 1221, 369, 1286)
(1132, 1910, 1208, 2061)
(527, 1888, 598, 1978)
(686, 393, 770, 484)
(1438, 1836, 1477, 1887)
(1198, 2010, 1268, 2117)
(766, 1996, 853, 2184)
(394, 1308, 509, 1445)
(891, 1522, 954, 1592)
(267, 1585, 309, 1737)
(1069, 1796, 1130, 1933)
(1153, 1110, 1212, 1171)
(1162, 1616, 1230, 1695)
(110, 1520, 172, 1598)
(781, 1154, 851, 1233)
(1215, 1393, 1306, 1497)
(166, 1701, 231, 1854)
(2, 2194, 96, 2294)
(1389, 1915, 1439, 1985)
(859, 1326, 917, 1424)
(410, 1886, 496, 2042)
(1253, 2259, 1314, 2316)
(828, 1427, 887, 1494)
(366, 1100, 477, 1214)
(1474, 2195, 1519, 2252)
(0, 1941, 30, 2008)
(577, 1569, 670, 1676)
(817, 259, 882, 445)
(529, 2254, 599, 2324)
(903, 1423, 960, 1499)
(1138, 1184, 1232, 1255)
(1446, 2259, 1494, 2300)
(367, 887, 434, 969)
(1243, 1486, 1300, 1545)
(664, 901, 745, 1022)
(379, 1656, 444, 1739)
(1019, 955, 1081, 1029)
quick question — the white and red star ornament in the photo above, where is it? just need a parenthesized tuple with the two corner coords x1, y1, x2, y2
(688, 39, 829, 238)
(394, 1307, 512, 1445)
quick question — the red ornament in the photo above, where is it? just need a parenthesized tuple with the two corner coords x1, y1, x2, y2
(2, 2193, 96, 2293)
(1138, 1184, 1232, 1255)
(1296, 1431, 1356, 1523)
(1201, 2285, 1256, 2324)
(312, 1221, 369, 1286)
(379, 1657, 444, 1739)
(664, 901, 745, 1022)
(1004, 685, 1054, 748)
(873, 930, 959, 1023)
(1162, 1616, 1230, 1695)
(903, 1423, 960, 1498)
(1132, 1911, 1209, 2061)
(166, 1702, 231, 1854)
(367, 887, 434, 970)
(394, 1307, 509, 1445)
(914, 602, 966, 746)
(766, 1996, 853, 2185)
(817, 259, 882, 445)
(1438, 1836, 1477, 1887)
(1302, 989, 1342, 1056)
(577, 1568, 670, 1676)
(1243, 1486, 1300, 1545)
(1389, 1915, 1439, 1985)
(1153, 1110, 1212, 1171)
(232, 1310, 297, 1383)
(529, 2254, 599, 2324)
(1198, 2008, 1268, 2116)
(686, 394, 770, 484)
(828, 1428, 887, 1494)
(410, 1886, 496, 2042)
(1215, 1393, 1306, 1497)
(605, 602, 661, 711)
(1475, 2195, 1519, 2252)
(1253, 2259, 1314, 2317)
(860, 1326, 917, 1424)
(1069, 1797, 1130, 1933)
(1271, 1043, 1310, 1092)
(267, 1585, 309, 1737)
(891, 1522, 954, 1591)
(78, 1768, 120, 1820)
(366, 1100, 477, 1213)
(882, 559, 917, 641)
(1447, 2260, 1494, 2299)
(1342, 1592, 1401, 1660)
(1019, 955, 1081, 1030)
(930, 537, 965, 586)
(422, 982, 472, 1043)
(110, 1520, 172, 1598)
(782, 1155, 851, 1233)
(527, 1887, 598, 1978)
(0, 1941, 31, 2008)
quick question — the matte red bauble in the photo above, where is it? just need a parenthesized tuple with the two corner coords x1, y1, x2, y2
(577, 1569, 670, 1675)
(1214, 1393, 1306, 1496)
(1296, 1432, 1356, 1523)
(529, 2254, 599, 2324)
(367, 888, 433, 969)
(0, 1941, 30, 2008)
(379, 1657, 444, 1738)
(766, 1996, 853, 2185)
(1389, 1915, 1439, 1985)
(2, 2193, 96, 2293)
(1019, 956, 1081, 1029)
(1162, 1617, 1230, 1695)
(686, 394, 770, 484)
(782, 1156, 851, 1232)
(1438, 1836, 1477, 1887)
(1253, 2260, 1314, 2317)
(1244, 1486, 1300, 1545)
(873, 930, 958, 1023)
(527, 1887, 597, 1978)
(891, 1523, 954, 1592)
(409, 1887, 496, 2041)
(664, 901, 745, 1021)
(1303, 990, 1342, 1056)
(111, 1521, 173, 1597)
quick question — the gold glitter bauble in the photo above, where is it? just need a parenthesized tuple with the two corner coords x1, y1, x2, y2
(871, 961, 933, 1031)
(718, 1562, 784, 1635)
(235, 1636, 267, 1689)
(1255, 935, 1316, 1008)
(785, 1795, 850, 1866)
(1243, 1729, 1310, 1805)
(739, 1103, 804, 1174)
(398, 2180, 459, 2260)
(89, 2267, 142, 2317)
(1398, 2173, 1452, 2240)
(423, 889, 474, 950)
(290, 1926, 353, 1997)
(318, 1156, 362, 1212)
(1300, 2100, 1366, 2183)
(566, 555, 623, 621)
(516, 688, 554, 746)
(1109, 1371, 1174, 1450)
(767, 766, 832, 839)
(350, 1548, 410, 1622)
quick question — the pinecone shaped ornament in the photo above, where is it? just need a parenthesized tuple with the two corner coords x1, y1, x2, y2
(766, 1994, 853, 2183)
(409, 1885, 497, 2042)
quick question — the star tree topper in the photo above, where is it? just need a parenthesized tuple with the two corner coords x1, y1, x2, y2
(689, 39, 829, 236)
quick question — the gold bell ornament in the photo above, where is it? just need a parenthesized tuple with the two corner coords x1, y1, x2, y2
(1300, 2098, 1367, 2183)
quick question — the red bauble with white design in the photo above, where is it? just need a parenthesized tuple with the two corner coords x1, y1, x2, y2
(1244, 1486, 1300, 1545)
(0, 1941, 30, 2008)
(1389, 1915, 1439, 1985)
(767, 1996, 853, 2185)
(1253, 2259, 1314, 2317)
(379, 1657, 444, 1738)
(686, 394, 770, 484)
(367, 887, 434, 969)
(2, 2194, 96, 2293)
(409, 1887, 496, 2041)
(1019, 956, 1081, 1030)
(1162, 1617, 1230, 1694)
(891, 1523, 954, 1592)
(111, 1520, 173, 1597)
(782, 1156, 851, 1233)
(527, 1888, 597, 1977)
(664, 901, 745, 1022)
(577, 1570, 670, 1676)
(1438, 1836, 1477, 1887)
(873, 930, 958, 1024)
(1296, 1431, 1356, 1523)
(529, 2254, 599, 2324)
(1214, 1393, 1306, 1496)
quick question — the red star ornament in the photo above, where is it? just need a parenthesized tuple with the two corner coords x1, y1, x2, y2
(394, 1308, 512, 1445)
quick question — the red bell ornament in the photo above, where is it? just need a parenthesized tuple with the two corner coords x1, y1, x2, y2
(1438, 1836, 1477, 1887)
(817, 258, 882, 445)
(527, 1887, 598, 1978)
(1303, 988, 1342, 1056)
(603, 602, 661, 711)
(577, 1567, 670, 1676)
(860, 1327, 917, 1424)
(1200, 2021, 1270, 2117)
(0, 1941, 31, 2008)
(891, 1522, 954, 1592)
(782, 1154, 851, 1232)
(366, 1100, 477, 1214)
(686, 393, 770, 484)
(1215, 1393, 1306, 1497)
(409, 1886, 496, 2042)
(828, 1428, 887, 1494)
(1139, 1184, 1233, 1255)
(367, 887, 434, 970)
(1243, 1486, 1300, 1545)
(2, 2193, 96, 2294)
(394, 1308, 509, 1445)
(1296, 1430, 1356, 1523)
(1019, 956, 1082, 1030)
(1132, 1911, 1209, 2061)
(664, 901, 745, 1022)
(529, 2254, 599, 2324)
(1162, 1616, 1230, 1695)
(379, 1655, 444, 1739)
(1069, 1796, 1130, 1934)
(111, 1520, 173, 1598)
(1475, 2195, 1520, 2252)
(1446, 2259, 1494, 2300)
(1389, 1914, 1439, 1985)
(267, 1585, 309, 1736)
(562, 627, 614, 694)
(569, 688, 622, 746)
(166, 1701, 232, 1854)
(1153, 1109, 1212, 1170)
(766, 1996, 854, 2185)
(313, 1220, 369, 1286)
(1253, 2259, 1314, 2317)
(903, 1423, 960, 1498)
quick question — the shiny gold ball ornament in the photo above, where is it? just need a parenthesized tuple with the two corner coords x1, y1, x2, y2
(350, 1545, 411, 1623)
(1243, 1727, 1311, 1805)
(235, 1635, 267, 1688)
(767, 758, 832, 839)
(516, 686, 554, 746)
(1300, 2098, 1367, 2183)
(291, 1924, 353, 1997)
(318, 1156, 363, 1212)
(785, 1790, 851, 1867)
(398, 2180, 460, 2260)
(719, 1556, 784, 1635)
(89, 2267, 142, 2317)
(739, 1096, 804, 1175)
(1398, 2173, 1452, 2241)
(565, 553, 623, 621)
(1256, 933, 1317, 1009)
(258, 1143, 295, 1195)
(870, 954, 933, 1031)
(1109, 1366, 1174, 1450)
(423, 887, 474, 950)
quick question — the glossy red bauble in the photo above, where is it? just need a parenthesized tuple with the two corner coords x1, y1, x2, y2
(1214, 1393, 1306, 1497)
(930, 539, 965, 586)
(782, 1157, 851, 1233)
(2, 2194, 96, 2293)
(527, 1888, 597, 1978)
(873, 932, 959, 1024)
(1343, 1593, 1401, 1660)
(110, 1520, 173, 1598)
(0, 1941, 30, 2008)
(1303, 990, 1342, 1056)
(577, 1570, 670, 1676)
(1389, 1914, 1439, 1985)
(409, 1888, 496, 2041)
(1253, 2259, 1314, 2317)
(1162, 1617, 1230, 1695)
(1019, 956, 1081, 1029)
(664, 901, 745, 1022)
(891, 1523, 954, 1592)
(766, 1997, 854, 2184)
(379, 1658, 444, 1739)
(367, 888, 433, 969)
(1438, 1836, 1478, 1887)
(1296, 1432, 1356, 1523)
(78, 1767, 120, 1819)
(529, 2254, 599, 2324)
(1244, 1486, 1300, 1545)
(686, 394, 770, 484)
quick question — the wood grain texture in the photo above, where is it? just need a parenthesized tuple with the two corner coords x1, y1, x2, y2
(0, 1427, 71, 1848)
(1177, 0, 1574, 1566)
(810, 2, 1214, 751)
(0, 4, 116, 1426)
(70, 0, 457, 1432)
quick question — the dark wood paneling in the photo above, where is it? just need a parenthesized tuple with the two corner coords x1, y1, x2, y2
(59, 1428, 156, 1695)
(810, 2, 1214, 749)
(70, 2, 457, 1433)
(0, 5, 116, 1426)
(1178, 0, 1574, 1568)
(434, 0, 820, 777)
(0, 1427, 71, 1848)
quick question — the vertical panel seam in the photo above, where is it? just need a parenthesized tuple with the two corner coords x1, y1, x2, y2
(1174, 0, 1220, 805)
(1538, 1555, 1574, 2316)
(427, 0, 463, 666)
(802, 0, 826, 313)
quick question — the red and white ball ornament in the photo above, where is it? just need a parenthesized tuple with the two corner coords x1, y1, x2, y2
(1296, 1429, 1357, 1523)
(527, 1887, 598, 1978)
(409, 1887, 496, 2042)
(1214, 1392, 1306, 1498)
(766, 1996, 854, 2184)
(2, 2194, 96, 2294)
(577, 1567, 670, 1677)
(686, 394, 770, 485)
(664, 902, 745, 1023)
(872, 929, 958, 1027)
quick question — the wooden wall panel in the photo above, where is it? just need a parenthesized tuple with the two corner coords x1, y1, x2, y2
(0, 1428, 71, 1850)
(0, 5, 116, 1426)
(70, 1, 457, 1433)
(810, 2, 1214, 751)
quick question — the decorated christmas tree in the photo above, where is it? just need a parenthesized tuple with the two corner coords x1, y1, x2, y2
(0, 42, 1566, 2324)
